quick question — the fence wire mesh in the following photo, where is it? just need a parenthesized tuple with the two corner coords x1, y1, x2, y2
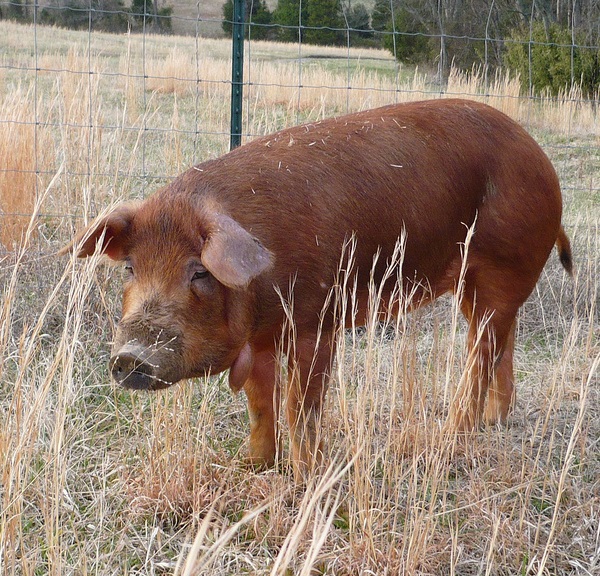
(0, 3, 598, 249)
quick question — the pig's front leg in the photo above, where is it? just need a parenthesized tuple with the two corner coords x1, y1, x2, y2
(243, 349, 279, 468)
(286, 335, 334, 479)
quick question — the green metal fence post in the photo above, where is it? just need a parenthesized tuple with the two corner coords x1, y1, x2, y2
(230, 0, 245, 150)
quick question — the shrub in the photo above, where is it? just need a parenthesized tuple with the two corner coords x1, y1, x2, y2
(504, 22, 600, 96)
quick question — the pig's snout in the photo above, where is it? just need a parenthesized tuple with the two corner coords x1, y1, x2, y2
(110, 343, 172, 391)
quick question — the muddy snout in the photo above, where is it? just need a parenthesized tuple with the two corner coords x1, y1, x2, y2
(110, 342, 174, 391)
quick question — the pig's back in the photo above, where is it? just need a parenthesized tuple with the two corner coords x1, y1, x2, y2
(175, 99, 562, 327)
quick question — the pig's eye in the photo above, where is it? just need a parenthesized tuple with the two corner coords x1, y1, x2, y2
(124, 262, 134, 276)
(191, 267, 209, 282)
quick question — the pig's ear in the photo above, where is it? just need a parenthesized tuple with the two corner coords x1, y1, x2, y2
(58, 204, 137, 261)
(202, 213, 273, 288)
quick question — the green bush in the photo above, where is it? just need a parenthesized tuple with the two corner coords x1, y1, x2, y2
(504, 22, 600, 95)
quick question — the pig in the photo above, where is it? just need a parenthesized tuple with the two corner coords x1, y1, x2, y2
(62, 98, 572, 476)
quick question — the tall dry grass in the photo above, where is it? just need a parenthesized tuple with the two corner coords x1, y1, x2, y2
(0, 85, 47, 249)
(0, 19, 598, 575)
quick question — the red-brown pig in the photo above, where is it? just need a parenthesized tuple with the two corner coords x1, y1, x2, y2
(62, 99, 572, 475)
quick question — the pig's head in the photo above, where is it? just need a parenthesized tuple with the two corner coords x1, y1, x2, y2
(61, 194, 273, 392)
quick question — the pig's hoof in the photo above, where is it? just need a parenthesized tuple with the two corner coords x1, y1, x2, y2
(446, 410, 481, 435)
(244, 454, 275, 471)
(483, 398, 513, 427)
(247, 435, 277, 470)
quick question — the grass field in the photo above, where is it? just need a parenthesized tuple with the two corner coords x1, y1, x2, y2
(0, 19, 599, 575)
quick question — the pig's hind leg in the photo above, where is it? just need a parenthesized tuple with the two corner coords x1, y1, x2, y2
(484, 320, 517, 425)
(449, 267, 522, 431)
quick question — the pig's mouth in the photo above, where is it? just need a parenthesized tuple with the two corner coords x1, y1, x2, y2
(109, 332, 241, 391)
(110, 342, 178, 391)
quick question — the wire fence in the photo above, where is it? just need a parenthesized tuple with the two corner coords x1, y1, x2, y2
(0, 1, 598, 254)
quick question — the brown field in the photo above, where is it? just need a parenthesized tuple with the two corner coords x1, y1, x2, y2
(0, 19, 598, 575)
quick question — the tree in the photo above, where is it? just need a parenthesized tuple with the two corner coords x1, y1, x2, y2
(345, 2, 373, 43)
(94, 0, 129, 31)
(0, 1, 27, 21)
(272, 0, 344, 45)
(222, 0, 273, 40)
(371, 0, 392, 32)
(39, 0, 129, 32)
(129, 0, 172, 32)
(272, 0, 306, 42)
(304, 0, 344, 45)
(375, 0, 534, 75)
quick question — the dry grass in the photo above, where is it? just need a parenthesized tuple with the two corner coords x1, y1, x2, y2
(0, 85, 47, 249)
(0, 19, 598, 575)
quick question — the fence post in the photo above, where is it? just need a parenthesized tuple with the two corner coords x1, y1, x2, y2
(230, 0, 245, 150)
